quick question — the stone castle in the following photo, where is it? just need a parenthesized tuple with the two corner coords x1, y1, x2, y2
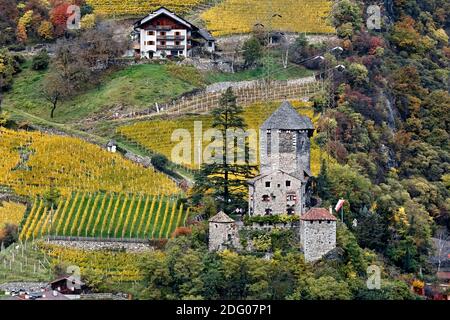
(248, 101, 314, 216)
(208, 101, 337, 262)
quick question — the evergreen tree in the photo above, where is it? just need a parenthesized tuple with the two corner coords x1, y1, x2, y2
(316, 159, 332, 201)
(192, 88, 256, 214)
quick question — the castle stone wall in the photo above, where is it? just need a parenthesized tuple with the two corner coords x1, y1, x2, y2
(208, 222, 241, 251)
(300, 220, 336, 262)
(260, 129, 311, 174)
(249, 171, 303, 215)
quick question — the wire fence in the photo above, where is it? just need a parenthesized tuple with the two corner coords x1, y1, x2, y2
(109, 77, 325, 121)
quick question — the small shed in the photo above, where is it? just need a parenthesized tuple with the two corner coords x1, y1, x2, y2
(197, 29, 216, 53)
(106, 140, 118, 153)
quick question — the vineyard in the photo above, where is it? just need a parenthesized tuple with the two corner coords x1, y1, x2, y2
(201, 0, 335, 36)
(0, 242, 52, 283)
(117, 101, 323, 175)
(19, 192, 189, 241)
(39, 242, 148, 282)
(0, 128, 179, 197)
(86, 0, 206, 16)
(0, 201, 27, 227)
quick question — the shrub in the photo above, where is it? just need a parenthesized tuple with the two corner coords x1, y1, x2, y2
(32, 50, 50, 70)
(171, 226, 192, 238)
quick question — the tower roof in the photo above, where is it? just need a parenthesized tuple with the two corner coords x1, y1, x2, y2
(301, 208, 337, 221)
(260, 101, 314, 132)
(209, 211, 235, 223)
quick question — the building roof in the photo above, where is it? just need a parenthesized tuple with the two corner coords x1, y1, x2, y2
(7, 290, 70, 300)
(134, 7, 197, 30)
(49, 275, 85, 286)
(197, 29, 215, 41)
(106, 140, 117, 147)
(301, 208, 337, 221)
(209, 211, 235, 223)
(260, 101, 314, 133)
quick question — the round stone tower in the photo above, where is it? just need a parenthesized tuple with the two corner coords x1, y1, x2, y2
(208, 211, 241, 252)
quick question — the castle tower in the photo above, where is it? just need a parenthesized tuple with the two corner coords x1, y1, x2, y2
(248, 101, 314, 216)
(260, 101, 314, 175)
(300, 208, 337, 262)
(208, 211, 241, 252)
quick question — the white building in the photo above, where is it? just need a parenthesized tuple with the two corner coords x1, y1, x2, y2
(133, 7, 215, 59)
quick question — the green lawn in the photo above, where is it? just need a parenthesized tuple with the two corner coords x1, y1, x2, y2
(3, 63, 198, 123)
(204, 53, 313, 83)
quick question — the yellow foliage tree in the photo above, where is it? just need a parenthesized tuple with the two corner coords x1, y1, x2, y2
(16, 10, 34, 43)
(38, 20, 54, 40)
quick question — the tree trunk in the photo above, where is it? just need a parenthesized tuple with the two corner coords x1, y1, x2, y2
(51, 99, 58, 118)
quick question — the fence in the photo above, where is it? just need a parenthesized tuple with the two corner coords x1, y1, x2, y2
(109, 77, 325, 121)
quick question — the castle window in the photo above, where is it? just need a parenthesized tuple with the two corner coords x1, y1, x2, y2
(262, 195, 270, 202)
(265, 181, 271, 188)
(227, 234, 232, 242)
(327, 221, 331, 224)
(265, 208, 272, 215)
(286, 180, 291, 187)
(287, 194, 296, 201)
(277, 184, 281, 188)
(147, 31, 154, 36)
(215, 224, 218, 228)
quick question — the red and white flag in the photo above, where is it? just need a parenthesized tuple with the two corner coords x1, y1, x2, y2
(335, 199, 345, 212)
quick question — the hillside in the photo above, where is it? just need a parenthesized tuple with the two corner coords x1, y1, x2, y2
(0, 127, 179, 197)
(117, 101, 324, 175)
(0, 0, 449, 302)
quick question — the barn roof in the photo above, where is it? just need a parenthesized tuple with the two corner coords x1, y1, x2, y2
(197, 29, 215, 41)
(209, 211, 235, 223)
(301, 208, 337, 221)
(260, 101, 314, 132)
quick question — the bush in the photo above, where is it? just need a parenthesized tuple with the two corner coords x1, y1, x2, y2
(32, 50, 50, 70)
(0, 223, 19, 248)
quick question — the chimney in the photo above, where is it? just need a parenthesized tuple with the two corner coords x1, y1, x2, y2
(329, 206, 333, 214)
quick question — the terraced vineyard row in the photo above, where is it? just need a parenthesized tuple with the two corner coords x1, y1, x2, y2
(202, 0, 335, 36)
(117, 101, 323, 175)
(0, 128, 179, 197)
(0, 201, 27, 227)
(40, 243, 146, 282)
(19, 192, 189, 241)
(86, 0, 206, 16)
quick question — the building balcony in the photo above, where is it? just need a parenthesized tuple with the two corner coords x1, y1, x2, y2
(157, 45, 186, 50)
(157, 35, 185, 41)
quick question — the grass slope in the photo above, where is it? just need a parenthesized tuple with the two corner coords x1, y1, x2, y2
(3, 63, 198, 123)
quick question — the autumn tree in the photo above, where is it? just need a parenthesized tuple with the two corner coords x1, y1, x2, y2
(0, 0, 19, 46)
